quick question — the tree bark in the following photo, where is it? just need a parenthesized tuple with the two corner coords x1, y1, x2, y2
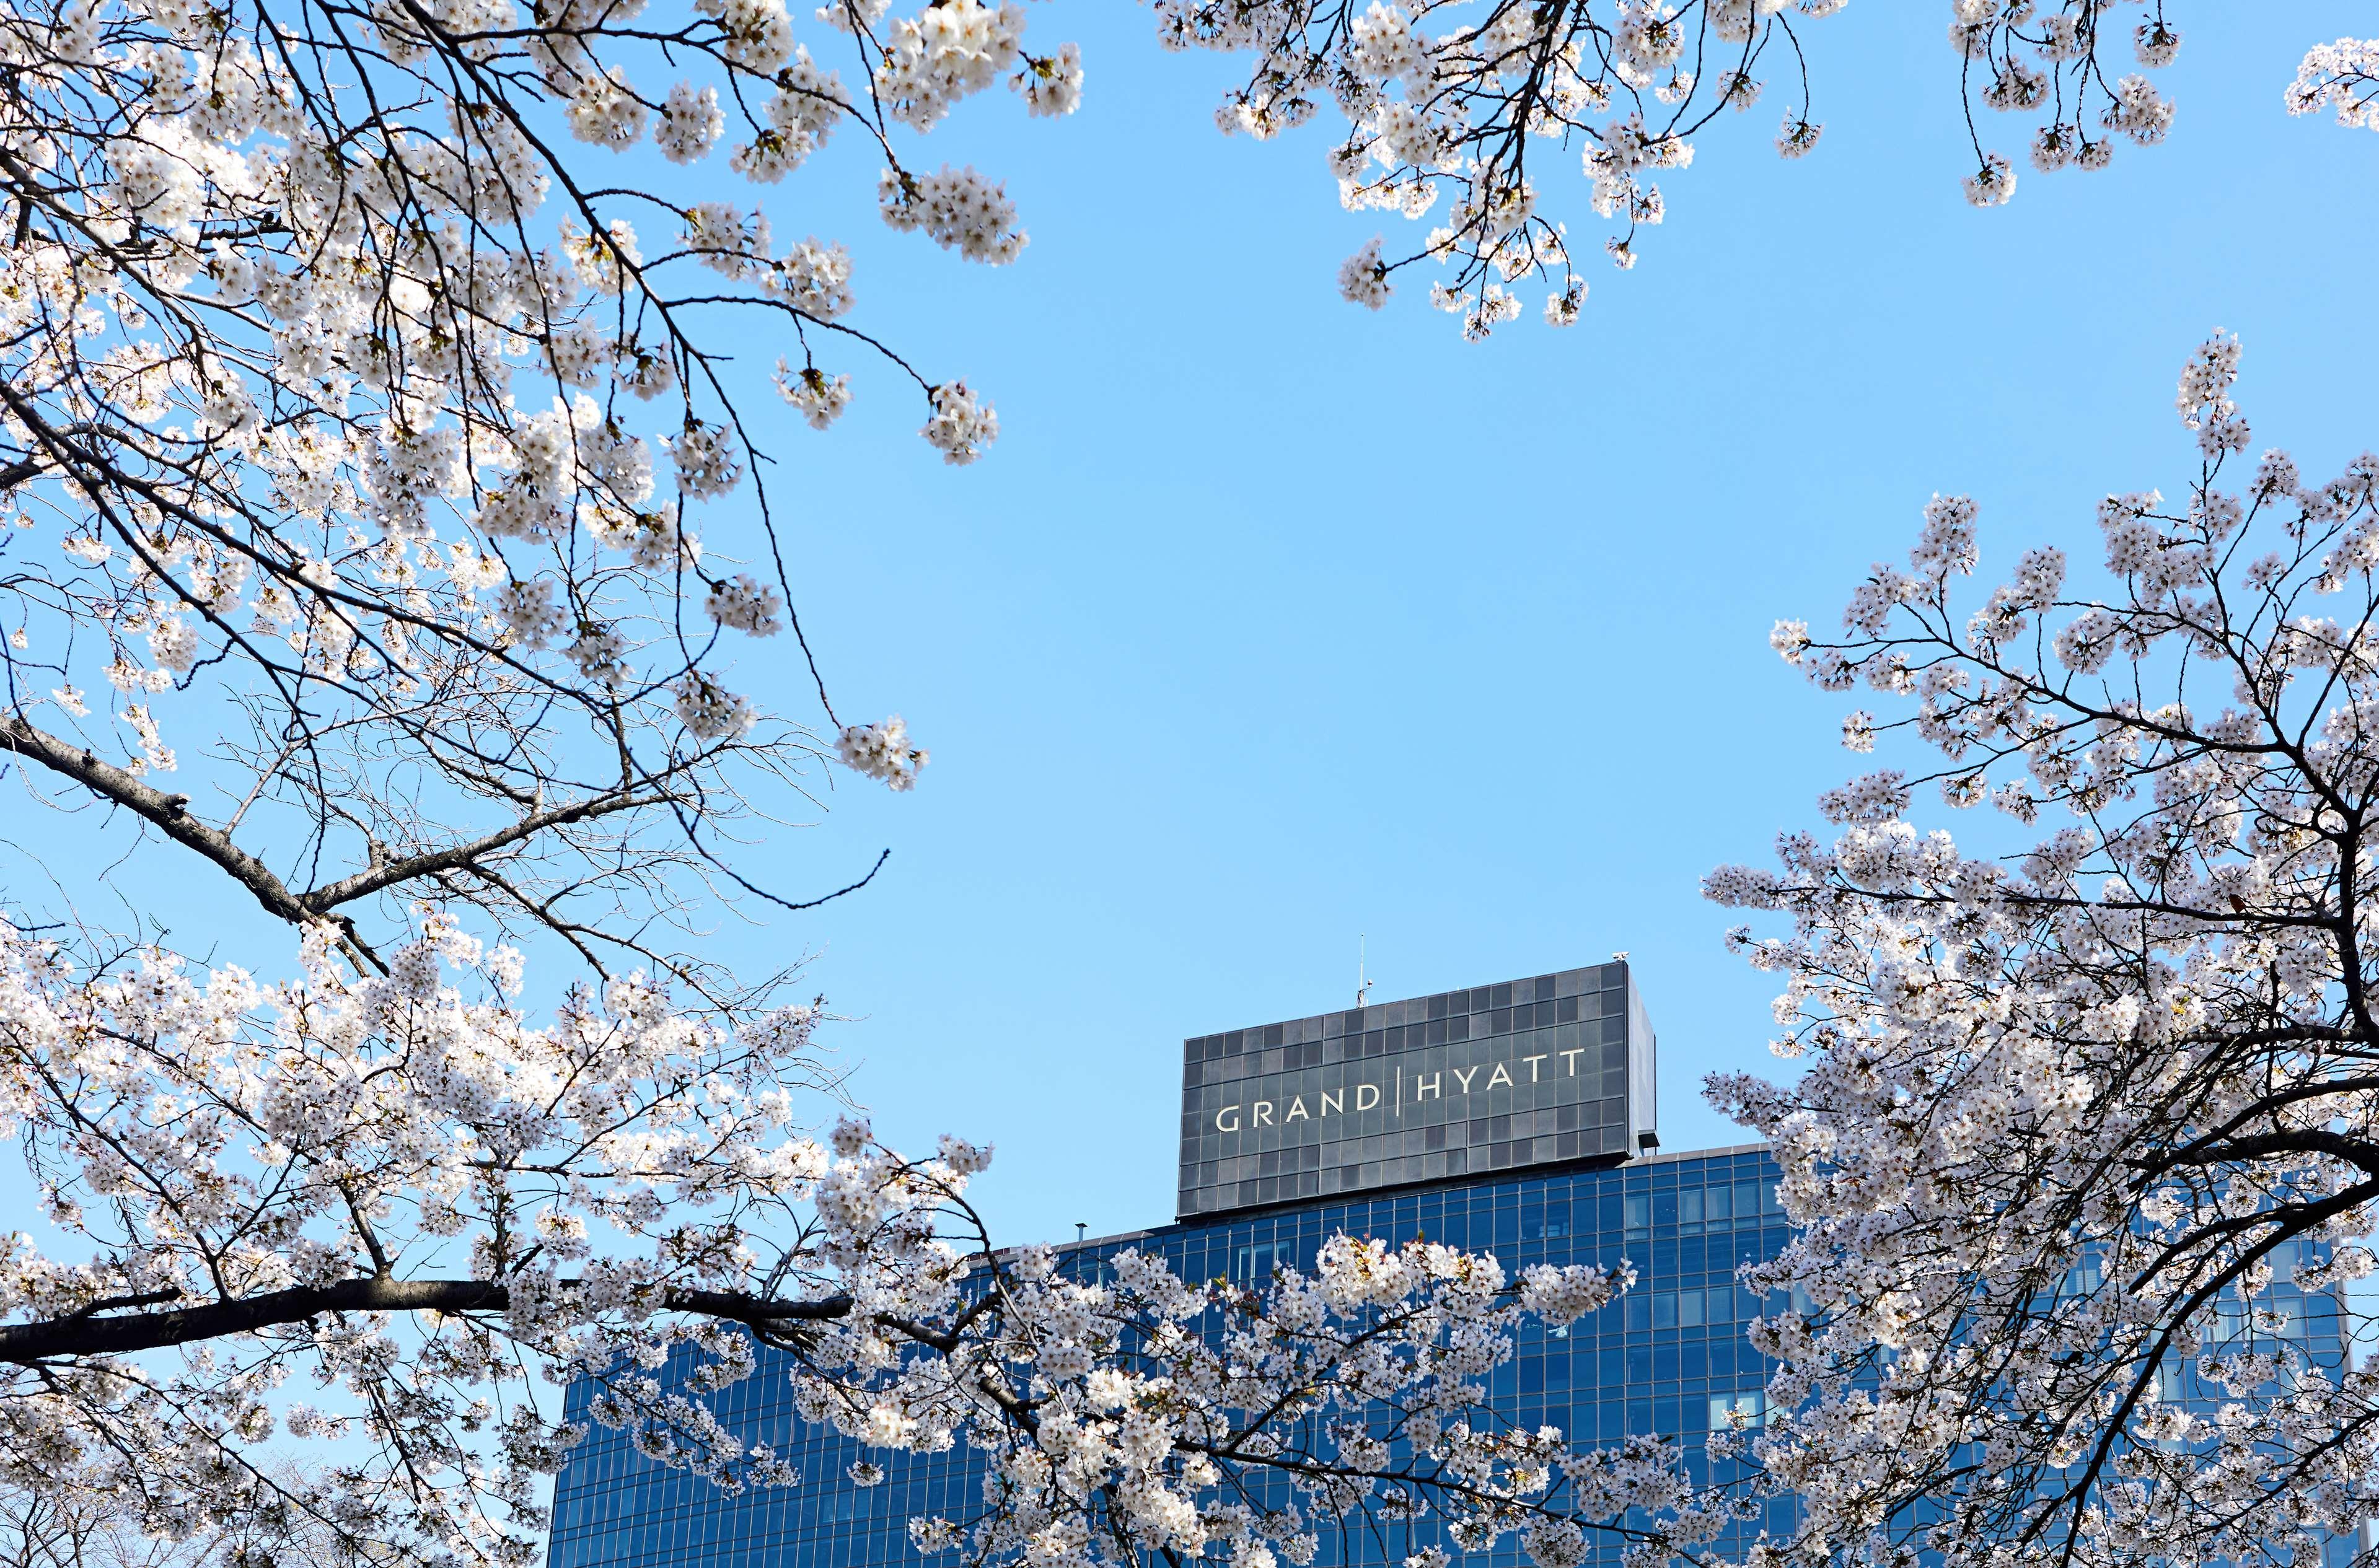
(0, 1279, 855, 1363)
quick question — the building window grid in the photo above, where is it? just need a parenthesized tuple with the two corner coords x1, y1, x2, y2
(551, 1147, 2348, 1568)
(550, 1156, 1805, 1568)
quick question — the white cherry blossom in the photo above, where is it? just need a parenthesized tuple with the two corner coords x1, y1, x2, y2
(0, 906, 1726, 1568)
(1707, 332, 2379, 1568)
(1152, 2, 2379, 333)
(0, 0, 1084, 921)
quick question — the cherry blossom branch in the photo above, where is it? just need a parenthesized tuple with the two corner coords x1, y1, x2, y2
(1707, 331, 2379, 1568)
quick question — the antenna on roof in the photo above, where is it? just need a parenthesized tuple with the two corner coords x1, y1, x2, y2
(1355, 935, 1373, 1009)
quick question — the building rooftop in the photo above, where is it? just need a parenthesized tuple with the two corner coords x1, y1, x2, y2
(1045, 1139, 1772, 1259)
(1177, 961, 1661, 1219)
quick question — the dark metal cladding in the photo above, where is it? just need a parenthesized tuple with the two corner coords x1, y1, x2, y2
(1175, 963, 1657, 1219)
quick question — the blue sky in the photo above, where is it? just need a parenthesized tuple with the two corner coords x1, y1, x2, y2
(14, 6, 2377, 1258)
(715, 2, 2379, 1246)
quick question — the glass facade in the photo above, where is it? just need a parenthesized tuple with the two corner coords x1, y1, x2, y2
(545, 960, 2361, 1568)
(1179, 963, 1656, 1219)
(549, 1145, 1793, 1568)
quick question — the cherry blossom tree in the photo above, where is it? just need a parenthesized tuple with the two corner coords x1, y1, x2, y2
(2, 1471, 363, 1568)
(0, 1, 1704, 1564)
(0, 909, 1666, 1568)
(1153, 1, 2379, 336)
(1706, 334, 2379, 1567)
(0, 0, 1052, 1007)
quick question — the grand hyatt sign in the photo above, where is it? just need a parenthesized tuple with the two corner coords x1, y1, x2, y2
(1205, 1043, 1606, 1132)
(1176, 963, 1656, 1219)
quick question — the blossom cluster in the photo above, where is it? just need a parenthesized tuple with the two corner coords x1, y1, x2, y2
(0, 914, 829, 1559)
(1151, 2, 2379, 331)
(1702, 333, 2379, 1567)
(1153, 0, 1849, 335)
(2289, 37, 2379, 132)
(1938, 0, 2188, 203)
(0, 0, 1069, 888)
(838, 716, 931, 790)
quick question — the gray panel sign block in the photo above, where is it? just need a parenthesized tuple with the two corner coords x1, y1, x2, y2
(1175, 962, 1656, 1218)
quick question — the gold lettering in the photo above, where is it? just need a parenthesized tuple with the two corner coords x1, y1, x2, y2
(1414, 1073, 1441, 1100)
(1523, 1053, 1547, 1080)
(1254, 1101, 1275, 1127)
(1322, 1088, 1343, 1116)
(1216, 1106, 1241, 1133)
(1286, 1097, 1310, 1121)
(1355, 1083, 1381, 1110)
(1452, 1066, 1478, 1092)
(1487, 1063, 1513, 1088)
(1560, 1048, 1585, 1075)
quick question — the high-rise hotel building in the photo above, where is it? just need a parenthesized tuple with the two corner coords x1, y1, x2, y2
(543, 963, 2355, 1568)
